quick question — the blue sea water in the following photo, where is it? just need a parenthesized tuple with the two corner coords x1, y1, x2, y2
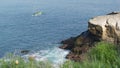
(0, 0, 120, 64)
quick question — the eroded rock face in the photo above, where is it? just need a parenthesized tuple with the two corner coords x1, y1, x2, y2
(89, 12, 120, 44)
(60, 12, 120, 61)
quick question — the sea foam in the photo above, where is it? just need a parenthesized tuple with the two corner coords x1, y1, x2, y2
(23, 47, 69, 65)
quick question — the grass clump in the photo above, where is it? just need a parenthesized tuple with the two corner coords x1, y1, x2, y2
(89, 41, 118, 63)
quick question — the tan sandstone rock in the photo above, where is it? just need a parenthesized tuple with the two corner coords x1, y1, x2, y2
(89, 12, 120, 44)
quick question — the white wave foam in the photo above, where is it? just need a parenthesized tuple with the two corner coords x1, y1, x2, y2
(23, 47, 69, 66)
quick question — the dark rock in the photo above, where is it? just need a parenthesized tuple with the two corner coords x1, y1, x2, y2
(59, 37, 76, 50)
(107, 11, 119, 15)
(21, 50, 30, 54)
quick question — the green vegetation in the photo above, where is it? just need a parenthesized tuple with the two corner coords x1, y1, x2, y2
(0, 42, 120, 68)
(62, 42, 120, 68)
(0, 54, 52, 68)
(89, 42, 118, 63)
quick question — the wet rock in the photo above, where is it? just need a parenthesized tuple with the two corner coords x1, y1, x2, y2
(21, 50, 30, 54)
(59, 37, 76, 50)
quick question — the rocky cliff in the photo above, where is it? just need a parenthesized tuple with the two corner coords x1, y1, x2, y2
(60, 12, 120, 61)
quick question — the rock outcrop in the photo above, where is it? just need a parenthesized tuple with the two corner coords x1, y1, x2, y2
(60, 12, 120, 61)
(89, 12, 120, 44)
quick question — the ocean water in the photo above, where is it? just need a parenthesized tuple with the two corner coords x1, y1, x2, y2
(0, 0, 120, 64)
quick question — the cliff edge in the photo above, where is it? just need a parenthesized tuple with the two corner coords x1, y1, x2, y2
(60, 12, 120, 61)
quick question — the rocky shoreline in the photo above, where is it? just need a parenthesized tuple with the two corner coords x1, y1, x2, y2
(60, 12, 120, 61)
